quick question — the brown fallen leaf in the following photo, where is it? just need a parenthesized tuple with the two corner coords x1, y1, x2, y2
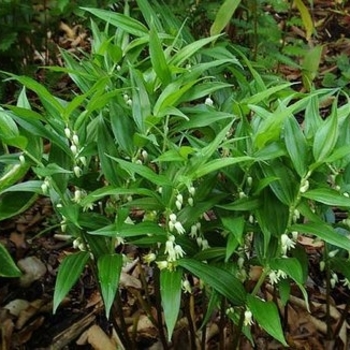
(77, 324, 117, 350)
(17, 256, 47, 287)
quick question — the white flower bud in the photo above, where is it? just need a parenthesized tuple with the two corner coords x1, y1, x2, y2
(247, 176, 253, 187)
(156, 261, 168, 270)
(205, 97, 213, 106)
(189, 186, 196, 196)
(41, 182, 49, 194)
(19, 155, 25, 164)
(344, 192, 350, 198)
(123, 93, 129, 101)
(73, 189, 82, 203)
(64, 127, 71, 139)
(188, 197, 194, 206)
(176, 194, 183, 204)
(175, 200, 182, 211)
(126, 99, 133, 106)
(320, 261, 325, 271)
(328, 249, 339, 258)
(141, 150, 148, 160)
(79, 156, 87, 166)
(73, 165, 82, 177)
(117, 65, 121, 71)
(70, 144, 78, 156)
(72, 133, 79, 146)
(299, 180, 309, 193)
(169, 213, 177, 223)
(144, 252, 156, 264)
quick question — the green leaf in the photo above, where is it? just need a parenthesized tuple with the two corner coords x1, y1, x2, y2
(0, 192, 37, 221)
(313, 101, 338, 162)
(302, 46, 322, 90)
(98, 253, 123, 318)
(178, 259, 246, 305)
(149, 23, 171, 85)
(283, 116, 308, 177)
(109, 157, 173, 187)
(221, 216, 245, 261)
(81, 8, 148, 37)
(89, 221, 166, 238)
(217, 197, 260, 211)
(302, 188, 350, 207)
(170, 35, 222, 67)
(247, 294, 288, 346)
(210, 0, 242, 36)
(294, 0, 314, 41)
(53, 251, 90, 313)
(0, 162, 30, 192)
(0, 243, 22, 277)
(160, 268, 183, 341)
(271, 258, 304, 284)
(291, 222, 350, 250)
(192, 156, 252, 179)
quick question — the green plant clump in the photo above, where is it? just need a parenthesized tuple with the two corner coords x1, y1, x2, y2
(2, 0, 350, 348)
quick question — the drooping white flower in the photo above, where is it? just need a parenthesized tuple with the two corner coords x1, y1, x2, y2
(341, 278, 350, 289)
(174, 221, 186, 235)
(281, 234, 296, 256)
(269, 270, 279, 285)
(144, 252, 156, 264)
(244, 309, 253, 326)
(156, 260, 168, 270)
(72, 133, 79, 146)
(190, 224, 198, 238)
(174, 244, 185, 259)
(205, 97, 213, 106)
(182, 279, 191, 293)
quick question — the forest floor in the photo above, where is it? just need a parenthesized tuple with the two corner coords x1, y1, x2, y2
(2, 1, 350, 349)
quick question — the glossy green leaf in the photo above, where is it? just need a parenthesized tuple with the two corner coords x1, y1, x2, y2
(313, 102, 338, 162)
(0, 243, 22, 277)
(53, 251, 90, 313)
(0, 162, 30, 192)
(302, 188, 350, 207)
(294, 0, 314, 40)
(221, 216, 245, 261)
(109, 157, 172, 187)
(192, 156, 252, 179)
(0, 192, 37, 221)
(247, 294, 288, 346)
(271, 257, 304, 285)
(89, 221, 166, 237)
(210, 0, 242, 36)
(82, 8, 148, 37)
(160, 268, 183, 341)
(130, 68, 151, 133)
(217, 197, 260, 211)
(178, 259, 246, 305)
(98, 253, 123, 318)
(291, 222, 350, 251)
(260, 161, 297, 205)
(149, 23, 171, 85)
(284, 115, 308, 177)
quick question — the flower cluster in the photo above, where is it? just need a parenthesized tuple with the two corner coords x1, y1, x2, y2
(268, 269, 287, 285)
(280, 233, 296, 256)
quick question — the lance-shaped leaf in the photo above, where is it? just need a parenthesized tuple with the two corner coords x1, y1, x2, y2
(302, 188, 350, 208)
(98, 253, 123, 318)
(247, 294, 288, 346)
(160, 268, 183, 341)
(178, 259, 246, 305)
(53, 251, 90, 313)
(0, 243, 22, 277)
